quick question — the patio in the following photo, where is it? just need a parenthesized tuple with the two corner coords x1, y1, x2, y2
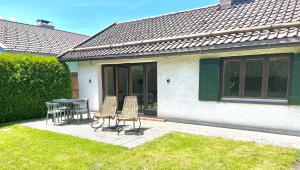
(20, 114, 300, 149)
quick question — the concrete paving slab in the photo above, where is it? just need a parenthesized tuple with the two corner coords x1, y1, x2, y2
(20, 116, 300, 149)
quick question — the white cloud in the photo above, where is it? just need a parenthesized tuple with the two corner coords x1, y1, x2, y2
(8, 16, 16, 21)
(0, 16, 3, 20)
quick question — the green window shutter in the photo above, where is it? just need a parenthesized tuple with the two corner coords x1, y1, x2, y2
(199, 58, 220, 101)
(290, 54, 300, 105)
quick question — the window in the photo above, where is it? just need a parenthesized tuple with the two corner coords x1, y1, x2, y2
(268, 58, 289, 98)
(222, 55, 290, 100)
(244, 59, 263, 97)
(223, 60, 240, 97)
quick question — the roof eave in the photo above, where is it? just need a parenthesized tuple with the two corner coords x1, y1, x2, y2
(0, 42, 7, 50)
(61, 22, 300, 55)
(58, 37, 300, 62)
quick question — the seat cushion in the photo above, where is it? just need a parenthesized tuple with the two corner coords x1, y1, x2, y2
(92, 112, 115, 119)
(117, 115, 137, 121)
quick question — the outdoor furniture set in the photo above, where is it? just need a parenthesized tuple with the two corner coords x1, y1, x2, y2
(45, 99, 89, 125)
(45, 96, 142, 134)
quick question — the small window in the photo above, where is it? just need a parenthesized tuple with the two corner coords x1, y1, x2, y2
(222, 55, 290, 100)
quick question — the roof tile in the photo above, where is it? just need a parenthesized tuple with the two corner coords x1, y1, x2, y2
(60, 0, 300, 60)
(0, 19, 88, 55)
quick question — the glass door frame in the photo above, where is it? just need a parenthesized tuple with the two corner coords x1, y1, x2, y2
(101, 62, 157, 116)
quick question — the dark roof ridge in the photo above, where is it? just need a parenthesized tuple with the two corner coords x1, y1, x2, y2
(0, 18, 89, 37)
(72, 23, 117, 49)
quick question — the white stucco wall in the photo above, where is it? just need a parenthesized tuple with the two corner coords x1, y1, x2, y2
(76, 54, 300, 133)
(77, 61, 102, 111)
(156, 55, 300, 133)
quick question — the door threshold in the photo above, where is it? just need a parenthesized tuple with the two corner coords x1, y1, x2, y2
(140, 116, 166, 122)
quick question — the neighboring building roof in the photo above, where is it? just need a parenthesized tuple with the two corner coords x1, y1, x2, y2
(60, 0, 300, 61)
(0, 19, 89, 55)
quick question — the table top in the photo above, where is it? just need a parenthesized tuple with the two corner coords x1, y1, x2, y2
(52, 99, 85, 103)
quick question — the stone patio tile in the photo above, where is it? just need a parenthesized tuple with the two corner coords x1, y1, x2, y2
(20, 117, 300, 149)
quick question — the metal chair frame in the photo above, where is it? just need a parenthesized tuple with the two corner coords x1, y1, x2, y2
(115, 96, 141, 135)
(91, 96, 117, 132)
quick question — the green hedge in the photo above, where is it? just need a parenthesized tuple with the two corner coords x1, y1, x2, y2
(0, 53, 72, 123)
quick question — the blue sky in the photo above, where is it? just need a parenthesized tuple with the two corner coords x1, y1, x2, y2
(0, 0, 218, 36)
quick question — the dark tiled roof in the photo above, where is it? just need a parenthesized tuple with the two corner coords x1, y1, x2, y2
(60, 0, 300, 60)
(0, 19, 88, 55)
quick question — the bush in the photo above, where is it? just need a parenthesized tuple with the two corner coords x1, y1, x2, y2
(0, 53, 72, 123)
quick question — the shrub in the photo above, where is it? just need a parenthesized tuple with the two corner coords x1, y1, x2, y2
(0, 53, 72, 123)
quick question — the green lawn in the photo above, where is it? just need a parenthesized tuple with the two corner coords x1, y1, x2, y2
(0, 125, 299, 170)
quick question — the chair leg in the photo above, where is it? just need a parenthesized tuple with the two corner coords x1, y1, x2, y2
(77, 113, 79, 124)
(108, 117, 111, 127)
(137, 117, 141, 134)
(113, 119, 119, 131)
(133, 120, 135, 129)
(46, 113, 48, 124)
(91, 118, 104, 128)
(117, 120, 126, 135)
(67, 110, 70, 120)
(57, 113, 60, 122)
(53, 114, 56, 126)
(114, 119, 121, 133)
(93, 118, 105, 132)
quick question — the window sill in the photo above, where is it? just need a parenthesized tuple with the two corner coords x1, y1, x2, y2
(220, 97, 288, 105)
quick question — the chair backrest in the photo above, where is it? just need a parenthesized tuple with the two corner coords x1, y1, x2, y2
(121, 96, 138, 119)
(73, 101, 87, 111)
(45, 102, 59, 111)
(101, 96, 117, 116)
(59, 102, 69, 108)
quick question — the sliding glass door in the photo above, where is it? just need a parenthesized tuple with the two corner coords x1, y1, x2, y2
(146, 64, 157, 110)
(130, 65, 144, 110)
(102, 63, 157, 116)
(103, 66, 115, 96)
(117, 66, 129, 110)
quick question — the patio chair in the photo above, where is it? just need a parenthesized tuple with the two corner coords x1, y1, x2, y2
(115, 96, 141, 135)
(70, 101, 88, 124)
(91, 96, 117, 132)
(45, 102, 61, 125)
(58, 102, 69, 121)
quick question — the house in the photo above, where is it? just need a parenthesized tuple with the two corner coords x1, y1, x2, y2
(59, 0, 300, 135)
(0, 19, 89, 97)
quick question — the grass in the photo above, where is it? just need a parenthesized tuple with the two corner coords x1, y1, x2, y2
(0, 125, 299, 170)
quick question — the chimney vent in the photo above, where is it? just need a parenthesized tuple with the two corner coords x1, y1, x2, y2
(36, 19, 54, 29)
(220, 0, 233, 9)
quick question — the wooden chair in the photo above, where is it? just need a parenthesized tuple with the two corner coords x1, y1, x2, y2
(115, 96, 141, 135)
(91, 96, 117, 132)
